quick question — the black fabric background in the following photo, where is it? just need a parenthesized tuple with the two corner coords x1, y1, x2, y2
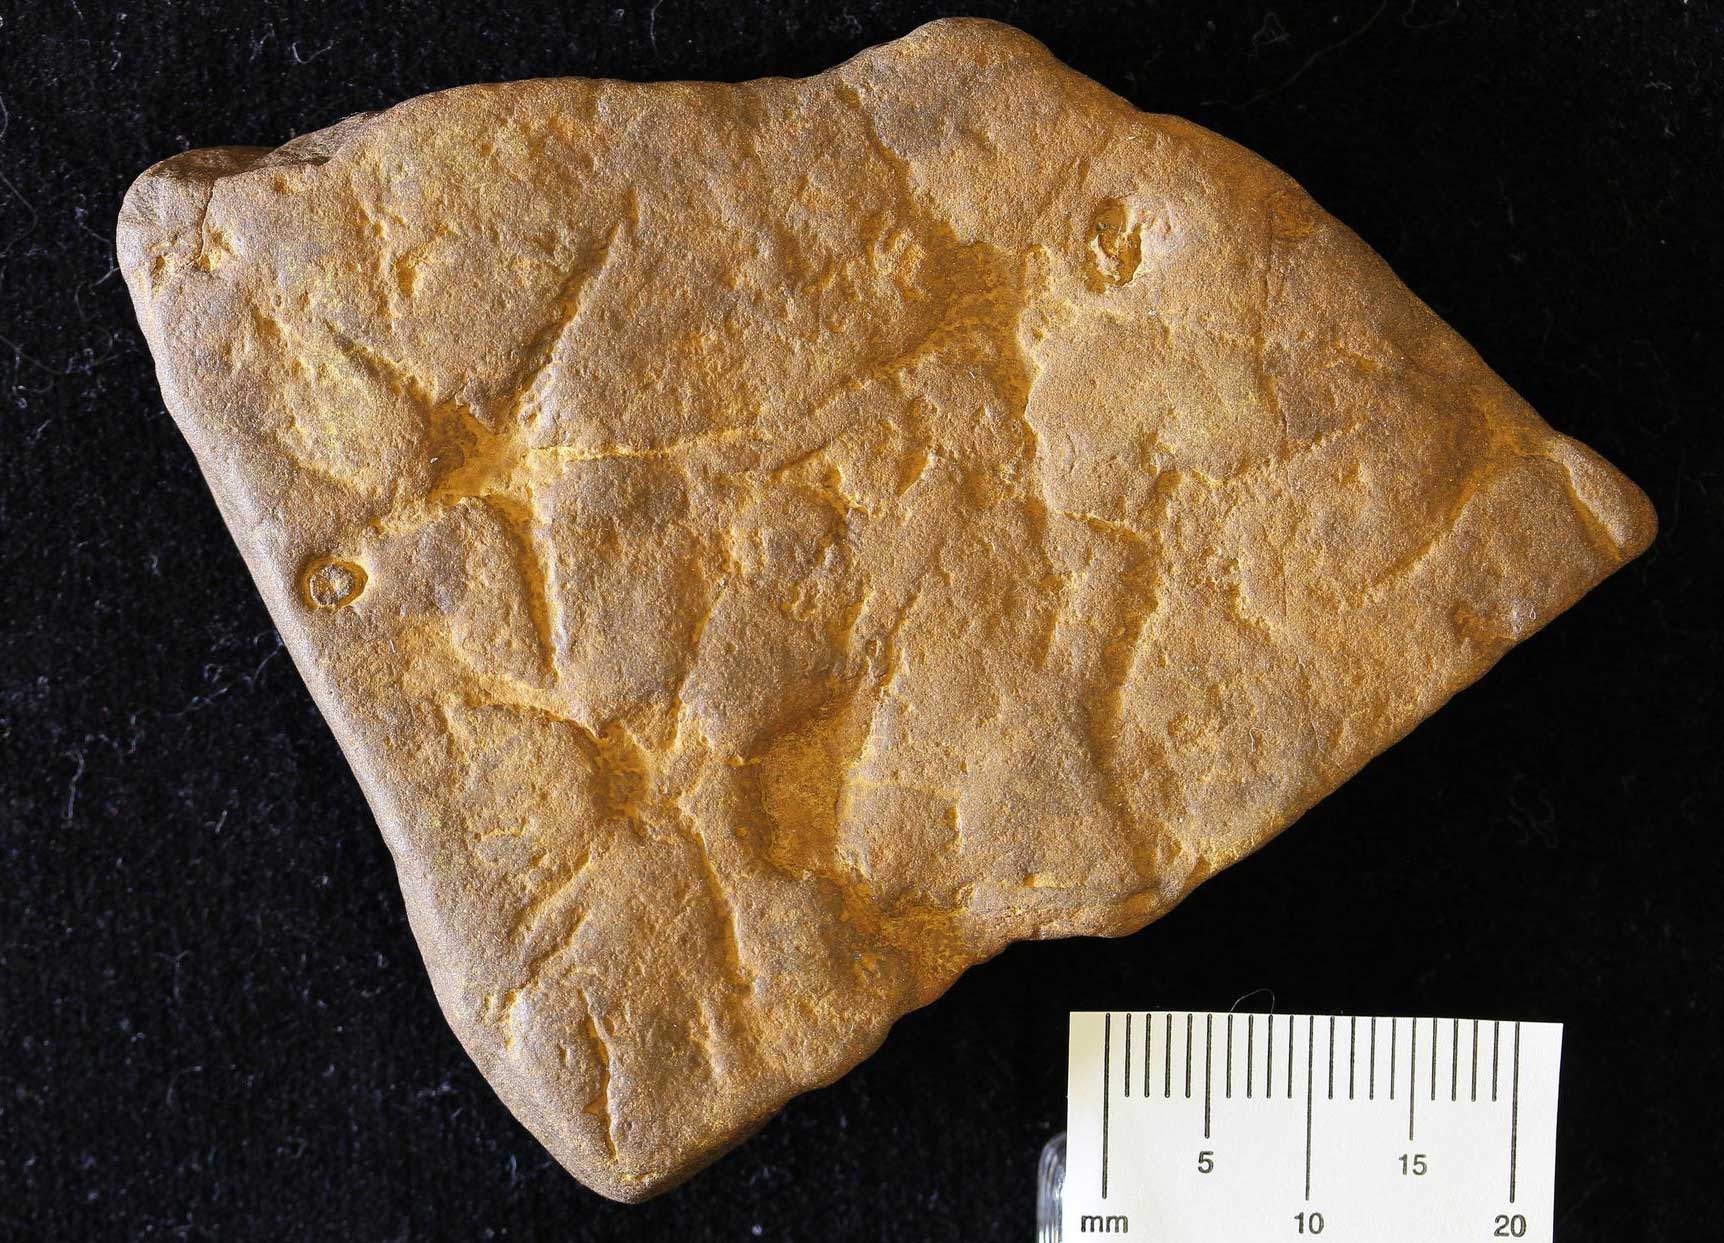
(2, 2, 1720, 1239)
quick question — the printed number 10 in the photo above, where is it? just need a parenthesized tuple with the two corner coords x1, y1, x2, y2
(1295, 1211, 1325, 1234)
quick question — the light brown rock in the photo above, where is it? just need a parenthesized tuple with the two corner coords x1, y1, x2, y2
(118, 19, 1654, 1201)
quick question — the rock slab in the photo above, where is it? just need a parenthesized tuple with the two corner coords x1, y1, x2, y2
(118, 19, 1654, 1201)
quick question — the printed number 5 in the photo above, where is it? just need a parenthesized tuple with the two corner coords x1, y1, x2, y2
(1196, 1150, 1215, 1174)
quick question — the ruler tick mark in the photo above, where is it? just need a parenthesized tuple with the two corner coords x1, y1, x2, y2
(1124, 1012, 1132, 1098)
(1144, 1011, 1153, 1098)
(1327, 1015, 1335, 1100)
(1266, 1011, 1274, 1098)
(1304, 1014, 1315, 1201)
(1102, 1012, 1111, 1199)
(1226, 1013, 1234, 1100)
(1471, 1018, 1479, 1102)
(1164, 1012, 1172, 1099)
(1349, 1015, 1357, 1100)
(1369, 1016, 1377, 1101)
(1451, 1017, 1459, 1102)
(1204, 1013, 1214, 1138)
(1185, 1013, 1193, 1100)
(1492, 1020, 1500, 1102)
(1390, 1017, 1398, 1102)
(1247, 1014, 1255, 1099)
(1431, 1017, 1439, 1102)
(1510, 1021, 1522, 1204)
(1286, 1014, 1294, 1099)
(1408, 1017, 1418, 1141)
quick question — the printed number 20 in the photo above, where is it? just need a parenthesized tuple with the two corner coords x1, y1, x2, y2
(1493, 1215, 1528, 1237)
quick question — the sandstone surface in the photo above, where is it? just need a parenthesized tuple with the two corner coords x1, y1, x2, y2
(118, 19, 1655, 1200)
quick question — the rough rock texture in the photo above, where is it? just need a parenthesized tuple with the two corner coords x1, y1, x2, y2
(117, 18, 1654, 1202)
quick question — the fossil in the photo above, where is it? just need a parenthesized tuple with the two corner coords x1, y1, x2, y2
(118, 19, 1654, 1200)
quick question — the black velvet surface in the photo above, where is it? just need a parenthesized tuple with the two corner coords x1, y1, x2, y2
(2, 2, 1720, 1239)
